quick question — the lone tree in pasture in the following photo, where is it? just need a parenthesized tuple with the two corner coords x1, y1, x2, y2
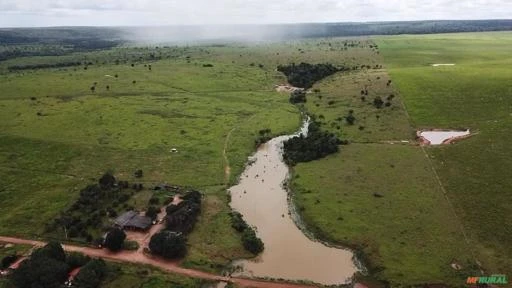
(346, 110, 356, 125)
(373, 96, 384, 109)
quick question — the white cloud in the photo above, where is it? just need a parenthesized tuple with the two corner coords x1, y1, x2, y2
(0, 0, 511, 27)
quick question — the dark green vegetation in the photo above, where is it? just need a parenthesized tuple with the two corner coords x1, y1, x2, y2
(8, 241, 107, 288)
(0, 244, 31, 270)
(283, 121, 343, 165)
(148, 190, 202, 259)
(378, 32, 512, 284)
(288, 90, 307, 104)
(149, 231, 187, 259)
(74, 259, 108, 288)
(1, 242, 205, 288)
(240, 228, 264, 255)
(104, 228, 127, 252)
(228, 211, 263, 255)
(277, 63, 342, 89)
(165, 190, 201, 234)
(46, 173, 143, 243)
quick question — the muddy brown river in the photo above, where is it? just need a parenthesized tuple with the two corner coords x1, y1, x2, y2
(229, 121, 358, 285)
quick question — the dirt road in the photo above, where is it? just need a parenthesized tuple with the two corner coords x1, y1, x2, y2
(0, 236, 317, 288)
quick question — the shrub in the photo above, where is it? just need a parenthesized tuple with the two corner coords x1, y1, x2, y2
(74, 259, 107, 288)
(241, 227, 264, 254)
(1, 254, 18, 269)
(66, 252, 91, 269)
(145, 205, 160, 220)
(289, 90, 306, 104)
(373, 96, 384, 109)
(229, 211, 248, 232)
(123, 240, 140, 251)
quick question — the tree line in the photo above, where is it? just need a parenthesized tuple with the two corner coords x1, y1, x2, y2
(7, 241, 107, 288)
(277, 62, 344, 89)
(283, 121, 345, 165)
(148, 190, 203, 259)
(8, 61, 83, 71)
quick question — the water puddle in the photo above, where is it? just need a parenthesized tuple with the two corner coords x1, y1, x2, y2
(432, 63, 455, 67)
(418, 129, 470, 145)
(229, 120, 358, 285)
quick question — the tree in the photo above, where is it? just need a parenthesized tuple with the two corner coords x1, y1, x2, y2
(229, 211, 248, 232)
(74, 259, 107, 288)
(11, 242, 69, 288)
(66, 252, 90, 269)
(145, 205, 160, 220)
(99, 172, 116, 189)
(32, 241, 66, 262)
(346, 113, 356, 125)
(149, 231, 187, 259)
(241, 227, 264, 254)
(104, 228, 126, 252)
(373, 96, 384, 109)
(1, 255, 18, 269)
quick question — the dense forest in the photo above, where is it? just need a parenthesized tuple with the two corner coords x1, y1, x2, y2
(277, 62, 343, 89)
(283, 121, 345, 165)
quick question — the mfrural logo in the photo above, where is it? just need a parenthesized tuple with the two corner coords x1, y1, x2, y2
(466, 275, 508, 285)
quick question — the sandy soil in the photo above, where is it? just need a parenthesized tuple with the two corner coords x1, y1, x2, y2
(417, 129, 471, 146)
(432, 64, 455, 67)
(274, 85, 303, 93)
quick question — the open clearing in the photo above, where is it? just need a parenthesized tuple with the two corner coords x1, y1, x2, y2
(378, 31, 512, 283)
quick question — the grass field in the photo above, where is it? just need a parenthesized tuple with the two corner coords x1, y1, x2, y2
(0, 39, 380, 274)
(378, 31, 512, 282)
(0, 45, 301, 267)
(289, 32, 512, 287)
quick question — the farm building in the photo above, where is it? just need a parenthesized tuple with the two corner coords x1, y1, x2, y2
(114, 211, 152, 231)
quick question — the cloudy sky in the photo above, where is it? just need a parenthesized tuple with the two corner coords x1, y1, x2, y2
(0, 0, 511, 27)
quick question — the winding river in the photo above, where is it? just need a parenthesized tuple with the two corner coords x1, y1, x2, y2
(229, 120, 358, 285)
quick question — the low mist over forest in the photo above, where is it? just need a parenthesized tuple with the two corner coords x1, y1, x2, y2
(1, 19, 512, 61)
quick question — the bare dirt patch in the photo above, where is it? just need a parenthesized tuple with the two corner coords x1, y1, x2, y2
(417, 129, 471, 145)
(432, 64, 456, 67)
(274, 84, 303, 93)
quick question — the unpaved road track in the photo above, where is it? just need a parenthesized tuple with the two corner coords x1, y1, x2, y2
(0, 236, 317, 288)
